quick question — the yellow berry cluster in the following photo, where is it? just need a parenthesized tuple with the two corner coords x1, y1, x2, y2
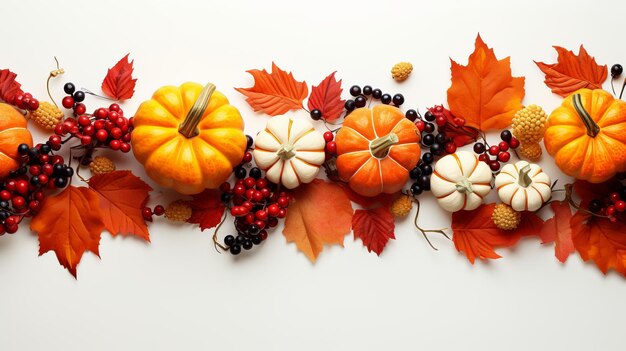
(30, 102, 64, 130)
(492, 204, 521, 230)
(511, 105, 547, 161)
(391, 62, 413, 81)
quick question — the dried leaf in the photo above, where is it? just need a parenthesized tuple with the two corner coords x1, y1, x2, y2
(427, 105, 479, 147)
(447, 34, 525, 131)
(187, 189, 225, 231)
(235, 62, 308, 116)
(101, 54, 137, 101)
(535, 45, 607, 97)
(0, 68, 23, 103)
(30, 186, 105, 277)
(452, 203, 543, 263)
(307, 71, 345, 121)
(283, 179, 353, 261)
(88, 170, 153, 241)
(539, 201, 575, 263)
(571, 212, 626, 276)
(352, 206, 395, 255)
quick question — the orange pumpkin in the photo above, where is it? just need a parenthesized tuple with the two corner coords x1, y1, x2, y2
(132, 82, 247, 194)
(544, 89, 626, 183)
(335, 105, 421, 197)
(0, 103, 33, 178)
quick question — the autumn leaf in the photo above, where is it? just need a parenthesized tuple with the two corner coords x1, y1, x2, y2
(535, 45, 607, 97)
(30, 186, 105, 277)
(0, 68, 23, 103)
(283, 179, 353, 261)
(447, 34, 525, 131)
(572, 180, 613, 208)
(452, 203, 543, 263)
(235, 62, 308, 116)
(571, 212, 626, 276)
(427, 105, 479, 147)
(101, 54, 137, 101)
(539, 201, 575, 263)
(307, 71, 345, 121)
(88, 170, 152, 241)
(187, 189, 225, 231)
(352, 206, 395, 255)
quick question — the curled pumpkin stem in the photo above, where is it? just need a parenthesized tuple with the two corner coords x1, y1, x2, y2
(413, 199, 450, 250)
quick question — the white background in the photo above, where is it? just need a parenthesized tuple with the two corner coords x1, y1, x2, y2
(1, 0, 625, 350)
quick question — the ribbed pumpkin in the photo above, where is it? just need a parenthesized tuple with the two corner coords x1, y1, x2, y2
(544, 89, 626, 183)
(132, 83, 247, 194)
(335, 105, 421, 197)
(0, 103, 33, 178)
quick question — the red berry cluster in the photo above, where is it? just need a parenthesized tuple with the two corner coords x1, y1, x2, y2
(323, 131, 336, 158)
(473, 130, 519, 172)
(219, 167, 289, 255)
(414, 106, 468, 156)
(0, 143, 72, 236)
(12, 92, 40, 111)
(588, 184, 626, 222)
(142, 205, 165, 222)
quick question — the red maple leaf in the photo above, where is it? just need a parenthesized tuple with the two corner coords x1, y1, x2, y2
(427, 105, 479, 147)
(307, 71, 345, 121)
(101, 54, 137, 101)
(88, 170, 153, 241)
(452, 203, 544, 263)
(539, 201, 575, 263)
(535, 45, 607, 97)
(187, 189, 225, 231)
(30, 186, 105, 277)
(0, 68, 24, 103)
(571, 212, 626, 276)
(352, 206, 395, 255)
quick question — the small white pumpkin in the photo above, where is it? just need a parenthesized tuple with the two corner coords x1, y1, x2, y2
(430, 151, 493, 212)
(495, 160, 551, 211)
(253, 115, 326, 189)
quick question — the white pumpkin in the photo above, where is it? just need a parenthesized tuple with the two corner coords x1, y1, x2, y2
(430, 151, 493, 212)
(495, 160, 551, 211)
(253, 115, 326, 189)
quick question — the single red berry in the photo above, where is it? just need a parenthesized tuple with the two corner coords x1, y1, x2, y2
(260, 188, 271, 198)
(434, 105, 443, 113)
(120, 142, 131, 153)
(245, 213, 255, 224)
(277, 196, 289, 207)
(38, 174, 49, 185)
(109, 140, 121, 150)
(5, 216, 18, 226)
(509, 138, 520, 149)
(34, 191, 44, 201)
(29, 200, 41, 212)
(142, 207, 153, 221)
(435, 115, 447, 127)
(267, 217, 278, 228)
(488, 145, 500, 156)
(74, 103, 87, 116)
(81, 135, 92, 145)
(78, 115, 91, 126)
(115, 117, 126, 127)
(109, 103, 121, 112)
(615, 200, 626, 212)
(94, 120, 105, 130)
(478, 153, 490, 162)
(256, 178, 268, 189)
(259, 230, 268, 241)
(242, 152, 253, 163)
(96, 129, 108, 142)
(453, 117, 465, 126)
(52, 155, 64, 164)
(245, 189, 255, 200)
(444, 142, 457, 154)
(0, 190, 11, 201)
(5, 223, 18, 234)
(12, 196, 26, 209)
(254, 220, 266, 230)
(252, 191, 264, 202)
(498, 141, 509, 151)
(13, 94, 25, 109)
(42, 164, 54, 176)
(243, 177, 256, 189)
(323, 131, 334, 142)
(153, 205, 165, 216)
(497, 151, 511, 162)
(415, 120, 425, 132)
(122, 133, 132, 142)
(5, 180, 16, 192)
(61, 96, 75, 109)
(104, 121, 115, 131)
(219, 182, 231, 193)
(15, 180, 29, 195)
(23, 93, 33, 99)
(95, 108, 108, 119)
(325, 141, 337, 154)
(607, 205, 616, 216)
(108, 111, 120, 120)
(28, 99, 40, 111)
(242, 201, 253, 210)
(54, 123, 65, 136)
(277, 208, 287, 218)
(489, 161, 501, 172)
(610, 192, 621, 203)
(82, 125, 95, 136)
(267, 203, 280, 217)
(233, 184, 245, 196)
(255, 210, 268, 221)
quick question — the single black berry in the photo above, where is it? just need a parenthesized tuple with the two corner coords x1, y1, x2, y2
(362, 85, 373, 95)
(410, 182, 423, 196)
(589, 199, 603, 213)
(418, 175, 431, 189)
(40, 144, 51, 154)
(611, 64, 623, 78)
(235, 235, 246, 244)
(310, 109, 322, 120)
(424, 123, 435, 134)
(392, 94, 404, 106)
(421, 164, 433, 176)
(409, 167, 422, 180)
(249, 167, 262, 180)
(73, 90, 85, 103)
(372, 89, 382, 99)
(0, 211, 8, 220)
(63, 82, 76, 95)
(355, 96, 367, 108)
(422, 152, 434, 165)
(430, 143, 444, 156)
(54, 177, 68, 188)
(224, 235, 235, 246)
(53, 164, 65, 176)
(500, 130, 512, 142)
(381, 94, 392, 105)
(64, 166, 74, 178)
(17, 166, 27, 175)
(424, 111, 436, 122)
(30, 176, 40, 186)
(473, 142, 486, 154)
(234, 166, 247, 179)
(435, 133, 447, 145)
(0, 201, 8, 209)
(221, 193, 233, 203)
(246, 135, 254, 148)
(242, 240, 253, 250)
(422, 133, 435, 146)
(17, 144, 30, 155)
(248, 224, 260, 236)
(251, 235, 262, 245)
(405, 109, 418, 121)
(230, 244, 241, 255)
(344, 100, 356, 111)
(349, 85, 361, 97)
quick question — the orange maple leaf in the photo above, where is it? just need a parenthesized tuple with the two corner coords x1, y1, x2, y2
(535, 45, 607, 97)
(30, 186, 105, 277)
(539, 201, 575, 263)
(235, 62, 308, 116)
(571, 212, 626, 276)
(88, 170, 153, 241)
(447, 34, 525, 131)
(283, 179, 353, 261)
(452, 203, 543, 263)
(101, 54, 137, 101)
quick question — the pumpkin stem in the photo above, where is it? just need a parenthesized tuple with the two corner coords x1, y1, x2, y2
(277, 144, 296, 160)
(572, 93, 600, 138)
(518, 164, 533, 188)
(178, 83, 216, 138)
(370, 133, 399, 158)
(455, 178, 474, 194)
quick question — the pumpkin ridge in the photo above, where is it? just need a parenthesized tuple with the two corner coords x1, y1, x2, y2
(155, 87, 186, 123)
(523, 189, 529, 211)
(290, 128, 314, 146)
(294, 155, 321, 168)
(377, 159, 383, 194)
(264, 127, 283, 145)
(369, 108, 378, 139)
(531, 185, 545, 204)
(432, 170, 456, 184)
(452, 153, 464, 176)
(435, 189, 457, 199)
(289, 160, 302, 186)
